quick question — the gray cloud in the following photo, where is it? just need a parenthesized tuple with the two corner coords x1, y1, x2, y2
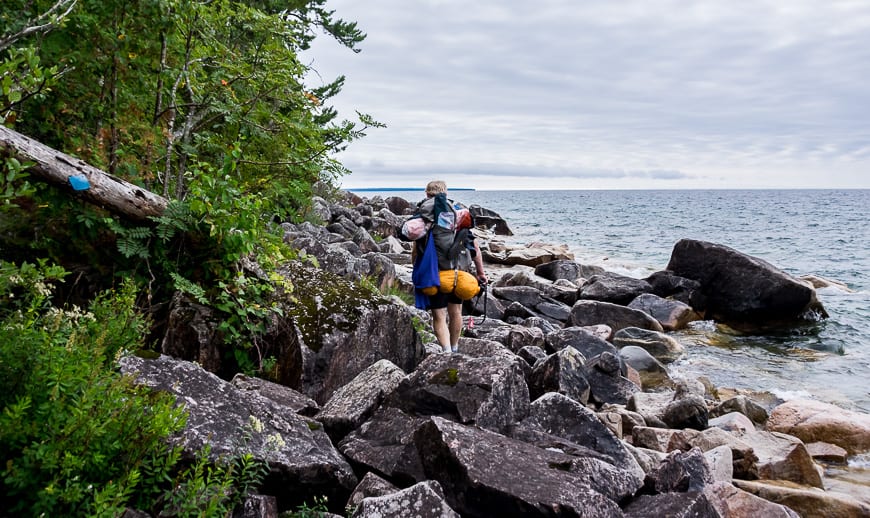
(305, 0, 870, 189)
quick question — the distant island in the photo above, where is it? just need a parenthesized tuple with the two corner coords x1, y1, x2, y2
(349, 187, 476, 192)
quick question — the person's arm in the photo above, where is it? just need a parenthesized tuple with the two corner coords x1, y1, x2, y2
(472, 239, 487, 284)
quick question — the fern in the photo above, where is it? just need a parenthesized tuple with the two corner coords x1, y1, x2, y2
(169, 273, 208, 305)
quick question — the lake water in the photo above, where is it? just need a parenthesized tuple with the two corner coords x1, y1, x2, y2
(361, 189, 870, 418)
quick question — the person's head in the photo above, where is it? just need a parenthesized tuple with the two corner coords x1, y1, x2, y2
(426, 180, 447, 198)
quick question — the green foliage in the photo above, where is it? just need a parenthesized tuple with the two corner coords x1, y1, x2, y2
(0, 266, 186, 516)
(283, 495, 330, 518)
(0, 261, 270, 516)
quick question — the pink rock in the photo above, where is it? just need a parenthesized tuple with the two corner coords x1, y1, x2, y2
(767, 399, 870, 455)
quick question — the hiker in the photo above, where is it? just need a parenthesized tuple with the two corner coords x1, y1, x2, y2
(409, 180, 487, 353)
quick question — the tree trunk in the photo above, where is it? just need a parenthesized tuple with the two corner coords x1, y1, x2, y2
(0, 125, 168, 221)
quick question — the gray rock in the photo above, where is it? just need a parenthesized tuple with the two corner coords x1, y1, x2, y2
(546, 326, 618, 358)
(571, 300, 664, 334)
(414, 417, 625, 517)
(710, 394, 769, 426)
(385, 353, 530, 435)
(119, 355, 357, 511)
(579, 273, 653, 305)
(231, 373, 319, 417)
(317, 359, 406, 441)
(662, 394, 709, 431)
(628, 293, 700, 331)
(346, 472, 399, 511)
(644, 270, 706, 311)
(650, 447, 714, 493)
(703, 445, 734, 483)
(623, 492, 719, 518)
(613, 327, 685, 363)
(618, 346, 672, 389)
(469, 204, 513, 235)
(708, 411, 755, 434)
(666, 239, 828, 330)
(528, 347, 590, 405)
(517, 345, 548, 367)
(584, 352, 640, 406)
(351, 480, 458, 518)
(338, 406, 428, 485)
(231, 494, 278, 518)
(535, 259, 605, 282)
(513, 392, 645, 483)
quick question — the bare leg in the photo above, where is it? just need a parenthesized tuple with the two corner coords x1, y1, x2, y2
(431, 308, 451, 352)
(447, 302, 463, 348)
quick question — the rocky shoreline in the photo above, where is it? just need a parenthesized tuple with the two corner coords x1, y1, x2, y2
(120, 191, 870, 517)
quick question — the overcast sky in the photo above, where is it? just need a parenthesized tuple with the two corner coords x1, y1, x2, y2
(304, 0, 870, 190)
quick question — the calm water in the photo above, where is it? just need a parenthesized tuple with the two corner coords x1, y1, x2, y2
(363, 189, 870, 415)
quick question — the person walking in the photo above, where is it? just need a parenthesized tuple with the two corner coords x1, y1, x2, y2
(410, 180, 487, 353)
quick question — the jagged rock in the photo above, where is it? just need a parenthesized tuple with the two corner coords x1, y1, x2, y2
(805, 442, 848, 463)
(379, 235, 407, 255)
(317, 359, 406, 441)
(584, 352, 640, 406)
(311, 196, 332, 223)
(662, 393, 709, 431)
(527, 347, 590, 405)
(277, 263, 424, 404)
(358, 252, 398, 292)
(350, 480, 459, 518)
(231, 494, 279, 518)
(338, 406, 428, 485)
(503, 246, 568, 267)
(618, 345, 672, 389)
(512, 392, 645, 484)
(160, 291, 227, 378)
(352, 227, 380, 254)
(631, 426, 699, 453)
(384, 195, 412, 216)
(469, 204, 513, 235)
(666, 239, 828, 330)
(346, 472, 399, 511)
(708, 412, 755, 434)
(622, 491, 718, 517)
(414, 416, 625, 517)
(503, 300, 536, 322)
(571, 300, 664, 334)
(710, 395, 769, 427)
(705, 482, 800, 518)
(650, 447, 714, 493)
(627, 389, 676, 428)
(627, 293, 700, 331)
(231, 373, 319, 417)
(613, 326, 685, 363)
(766, 398, 870, 454)
(739, 430, 824, 488)
(119, 355, 357, 511)
(643, 270, 706, 310)
(385, 353, 530, 434)
(492, 285, 546, 309)
(600, 404, 647, 437)
(521, 316, 560, 335)
(685, 427, 759, 480)
(625, 444, 666, 475)
(578, 273, 653, 305)
(733, 479, 870, 517)
(704, 445, 734, 483)
(534, 259, 605, 283)
(517, 345, 547, 368)
(546, 326, 618, 357)
(473, 321, 546, 353)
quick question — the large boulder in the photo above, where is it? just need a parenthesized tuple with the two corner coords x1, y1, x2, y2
(578, 273, 653, 306)
(527, 347, 590, 405)
(276, 262, 424, 404)
(316, 359, 407, 441)
(414, 417, 626, 517)
(546, 326, 618, 358)
(571, 300, 664, 334)
(583, 352, 640, 406)
(512, 392, 645, 484)
(350, 480, 459, 518)
(119, 355, 357, 511)
(666, 239, 828, 330)
(618, 345, 672, 389)
(627, 293, 700, 331)
(469, 204, 513, 235)
(534, 260, 606, 283)
(765, 398, 870, 454)
(733, 479, 870, 517)
(384, 353, 530, 435)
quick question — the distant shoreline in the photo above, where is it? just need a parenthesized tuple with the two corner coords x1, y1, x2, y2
(348, 187, 476, 192)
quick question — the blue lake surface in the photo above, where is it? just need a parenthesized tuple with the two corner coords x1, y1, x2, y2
(361, 189, 870, 413)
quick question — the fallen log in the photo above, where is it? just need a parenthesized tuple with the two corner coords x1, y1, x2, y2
(0, 125, 168, 221)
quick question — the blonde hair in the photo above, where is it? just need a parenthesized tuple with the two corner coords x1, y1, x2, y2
(426, 180, 447, 197)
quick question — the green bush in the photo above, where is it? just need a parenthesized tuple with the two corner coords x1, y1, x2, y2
(0, 261, 267, 516)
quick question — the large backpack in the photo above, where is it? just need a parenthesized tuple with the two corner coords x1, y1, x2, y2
(416, 194, 474, 271)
